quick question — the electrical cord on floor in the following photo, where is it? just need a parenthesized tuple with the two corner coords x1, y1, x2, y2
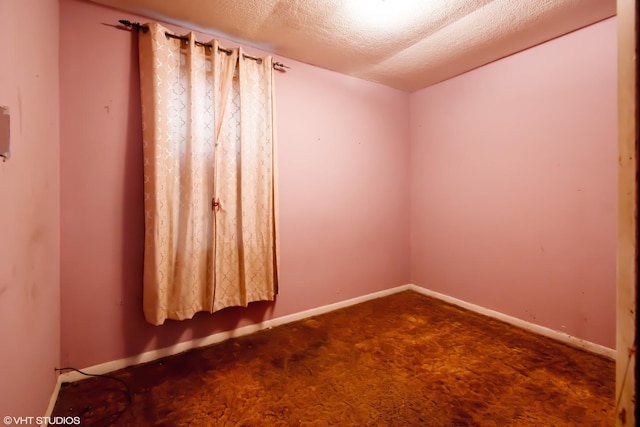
(55, 367, 132, 427)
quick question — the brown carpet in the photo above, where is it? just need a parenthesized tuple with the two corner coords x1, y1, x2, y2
(52, 290, 614, 426)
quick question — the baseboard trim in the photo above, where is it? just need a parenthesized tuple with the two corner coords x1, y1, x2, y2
(59, 283, 614, 383)
(59, 284, 413, 383)
(407, 284, 616, 360)
(42, 377, 61, 426)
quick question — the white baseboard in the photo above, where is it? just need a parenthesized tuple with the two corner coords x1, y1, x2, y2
(59, 283, 614, 383)
(59, 284, 413, 383)
(42, 377, 61, 426)
(407, 284, 616, 360)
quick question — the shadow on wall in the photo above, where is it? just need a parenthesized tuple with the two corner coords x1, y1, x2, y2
(119, 29, 275, 362)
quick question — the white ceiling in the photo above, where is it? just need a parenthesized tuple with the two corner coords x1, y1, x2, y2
(90, 0, 616, 92)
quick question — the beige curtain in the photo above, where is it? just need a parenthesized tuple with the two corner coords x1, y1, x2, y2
(138, 23, 278, 326)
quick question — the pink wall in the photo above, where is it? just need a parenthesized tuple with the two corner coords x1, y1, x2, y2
(58, 0, 615, 371)
(0, 0, 60, 417)
(59, 0, 410, 368)
(409, 18, 617, 348)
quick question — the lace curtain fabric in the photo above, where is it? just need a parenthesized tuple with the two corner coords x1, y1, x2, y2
(138, 23, 278, 325)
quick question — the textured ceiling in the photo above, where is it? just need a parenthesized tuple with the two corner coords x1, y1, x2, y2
(90, 0, 616, 92)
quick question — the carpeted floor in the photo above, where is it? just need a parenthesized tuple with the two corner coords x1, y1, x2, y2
(52, 290, 614, 426)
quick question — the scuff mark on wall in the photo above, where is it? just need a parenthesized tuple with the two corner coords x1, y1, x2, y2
(30, 224, 45, 245)
(27, 281, 38, 303)
(17, 89, 23, 136)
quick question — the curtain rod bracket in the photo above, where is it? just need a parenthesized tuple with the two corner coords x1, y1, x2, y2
(119, 19, 148, 33)
(273, 62, 290, 72)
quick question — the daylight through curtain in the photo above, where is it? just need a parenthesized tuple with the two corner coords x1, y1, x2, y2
(138, 23, 278, 325)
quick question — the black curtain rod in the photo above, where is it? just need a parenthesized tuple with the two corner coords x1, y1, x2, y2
(118, 20, 290, 71)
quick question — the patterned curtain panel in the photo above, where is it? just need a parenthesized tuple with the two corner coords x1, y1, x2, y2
(138, 23, 278, 326)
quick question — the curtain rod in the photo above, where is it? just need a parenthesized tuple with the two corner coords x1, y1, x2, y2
(118, 20, 290, 71)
